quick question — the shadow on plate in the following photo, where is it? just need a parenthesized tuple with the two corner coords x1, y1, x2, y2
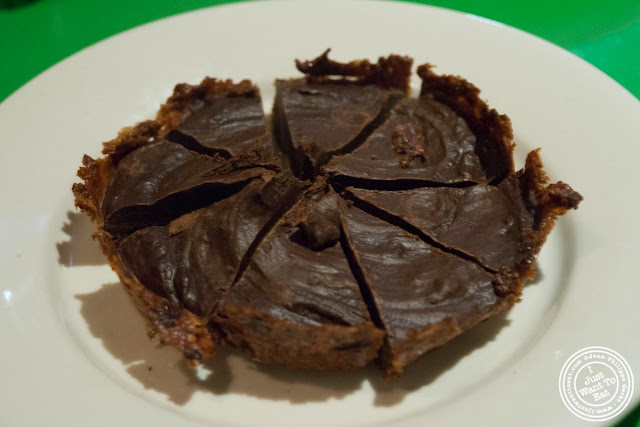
(57, 211, 106, 266)
(76, 282, 512, 407)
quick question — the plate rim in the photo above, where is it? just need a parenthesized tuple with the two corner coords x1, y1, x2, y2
(1, 1, 638, 426)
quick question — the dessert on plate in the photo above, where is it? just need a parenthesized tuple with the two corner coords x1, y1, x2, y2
(73, 50, 581, 376)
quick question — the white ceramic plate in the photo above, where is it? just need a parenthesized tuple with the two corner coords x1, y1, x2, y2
(1, 1, 638, 426)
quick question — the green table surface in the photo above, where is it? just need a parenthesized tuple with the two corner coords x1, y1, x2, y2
(1, 0, 638, 425)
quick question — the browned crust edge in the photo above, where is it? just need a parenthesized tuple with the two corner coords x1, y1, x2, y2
(513, 148, 582, 280)
(295, 48, 413, 93)
(156, 78, 259, 137)
(96, 230, 215, 364)
(72, 121, 216, 365)
(417, 64, 515, 183)
(213, 306, 385, 370)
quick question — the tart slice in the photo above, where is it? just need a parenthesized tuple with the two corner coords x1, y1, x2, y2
(118, 173, 306, 322)
(327, 98, 489, 186)
(273, 50, 412, 178)
(340, 203, 519, 377)
(326, 64, 515, 187)
(158, 78, 275, 163)
(417, 64, 514, 182)
(213, 183, 384, 370)
(102, 139, 271, 238)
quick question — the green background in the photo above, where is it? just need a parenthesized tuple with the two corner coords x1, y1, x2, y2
(0, 0, 639, 102)
(0, 0, 638, 425)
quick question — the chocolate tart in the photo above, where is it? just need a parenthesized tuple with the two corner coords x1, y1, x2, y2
(73, 51, 581, 375)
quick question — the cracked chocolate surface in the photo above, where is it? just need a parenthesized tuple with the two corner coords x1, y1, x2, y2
(159, 78, 273, 162)
(273, 78, 404, 178)
(219, 188, 372, 328)
(340, 203, 500, 375)
(101, 139, 271, 237)
(345, 179, 534, 273)
(74, 51, 581, 375)
(118, 175, 305, 318)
